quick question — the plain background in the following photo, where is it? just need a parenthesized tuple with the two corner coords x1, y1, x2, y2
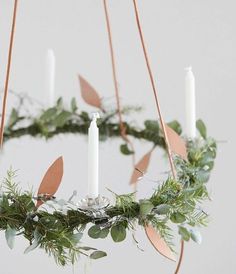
(0, 1, 235, 274)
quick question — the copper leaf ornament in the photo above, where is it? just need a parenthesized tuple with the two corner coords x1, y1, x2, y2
(36, 156, 64, 208)
(130, 149, 153, 185)
(145, 224, 176, 261)
(165, 124, 187, 160)
(78, 75, 103, 110)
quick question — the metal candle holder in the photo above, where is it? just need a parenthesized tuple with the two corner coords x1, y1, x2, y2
(77, 195, 110, 221)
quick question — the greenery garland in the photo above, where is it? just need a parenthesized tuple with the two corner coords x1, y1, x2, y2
(0, 131, 217, 266)
(4, 97, 184, 154)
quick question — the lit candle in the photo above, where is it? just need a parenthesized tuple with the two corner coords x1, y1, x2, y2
(88, 112, 100, 198)
(185, 67, 196, 138)
(46, 49, 55, 107)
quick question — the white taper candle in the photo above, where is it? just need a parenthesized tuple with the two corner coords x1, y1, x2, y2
(185, 67, 196, 138)
(46, 49, 55, 107)
(88, 112, 100, 198)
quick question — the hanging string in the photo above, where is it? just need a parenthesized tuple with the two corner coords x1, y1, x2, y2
(103, 0, 136, 167)
(0, 0, 18, 148)
(132, 0, 184, 273)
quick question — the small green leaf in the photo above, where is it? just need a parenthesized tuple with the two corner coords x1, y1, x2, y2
(80, 246, 97, 251)
(8, 108, 19, 127)
(144, 120, 159, 131)
(40, 108, 57, 121)
(154, 204, 171, 215)
(53, 111, 72, 127)
(178, 226, 190, 241)
(99, 228, 109, 239)
(111, 224, 126, 242)
(5, 226, 16, 249)
(90, 250, 107, 259)
(56, 97, 63, 109)
(196, 119, 207, 139)
(88, 225, 101, 239)
(72, 232, 83, 243)
(139, 200, 154, 216)
(190, 229, 202, 244)
(71, 98, 78, 113)
(170, 212, 186, 223)
(167, 120, 182, 134)
(120, 143, 134, 155)
(24, 229, 41, 254)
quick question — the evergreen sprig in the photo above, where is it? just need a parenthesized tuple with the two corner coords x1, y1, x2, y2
(0, 136, 217, 266)
(3, 97, 181, 154)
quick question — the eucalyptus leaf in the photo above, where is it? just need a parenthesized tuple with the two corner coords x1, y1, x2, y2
(190, 229, 202, 244)
(170, 212, 186, 223)
(24, 228, 41, 253)
(56, 97, 63, 109)
(154, 204, 171, 215)
(111, 224, 126, 242)
(99, 228, 110, 239)
(71, 98, 78, 113)
(72, 232, 83, 243)
(178, 226, 190, 241)
(40, 108, 57, 121)
(120, 143, 134, 155)
(8, 108, 19, 128)
(139, 199, 154, 216)
(88, 225, 101, 239)
(144, 120, 159, 131)
(5, 226, 17, 249)
(54, 111, 72, 127)
(196, 119, 207, 139)
(90, 250, 107, 260)
(167, 120, 182, 134)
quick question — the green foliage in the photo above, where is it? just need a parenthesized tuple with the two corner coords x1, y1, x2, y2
(3, 98, 181, 153)
(90, 250, 107, 259)
(0, 101, 217, 266)
(196, 119, 207, 139)
(111, 223, 127, 242)
(139, 199, 154, 217)
(120, 143, 134, 155)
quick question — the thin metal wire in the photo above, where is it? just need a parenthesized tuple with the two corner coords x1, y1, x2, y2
(0, 0, 18, 148)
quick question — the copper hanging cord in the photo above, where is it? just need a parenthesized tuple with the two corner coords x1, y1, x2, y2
(103, 0, 135, 167)
(0, 0, 18, 148)
(132, 1, 184, 273)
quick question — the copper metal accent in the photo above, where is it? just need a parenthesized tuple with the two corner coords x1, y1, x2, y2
(145, 224, 176, 261)
(132, 1, 186, 272)
(130, 148, 153, 185)
(165, 124, 188, 160)
(36, 156, 64, 208)
(174, 240, 185, 274)
(103, 0, 136, 174)
(78, 75, 104, 112)
(132, 0, 176, 179)
(0, 0, 18, 148)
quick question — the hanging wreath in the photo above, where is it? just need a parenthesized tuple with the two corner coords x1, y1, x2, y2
(0, 1, 218, 273)
(0, 129, 217, 265)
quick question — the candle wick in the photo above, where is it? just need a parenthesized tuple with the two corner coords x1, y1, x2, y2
(185, 66, 192, 72)
(91, 112, 100, 122)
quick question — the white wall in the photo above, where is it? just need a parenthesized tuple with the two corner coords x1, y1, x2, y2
(0, 1, 235, 274)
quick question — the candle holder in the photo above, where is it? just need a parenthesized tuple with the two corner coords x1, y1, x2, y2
(77, 195, 110, 210)
(77, 195, 110, 222)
